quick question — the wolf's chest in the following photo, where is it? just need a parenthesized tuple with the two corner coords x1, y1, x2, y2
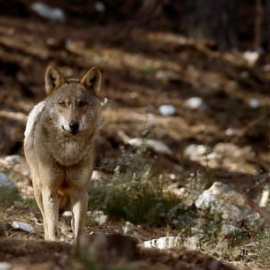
(50, 137, 86, 166)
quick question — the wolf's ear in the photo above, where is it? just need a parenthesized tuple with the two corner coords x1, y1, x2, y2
(45, 66, 65, 95)
(81, 67, 101, 96)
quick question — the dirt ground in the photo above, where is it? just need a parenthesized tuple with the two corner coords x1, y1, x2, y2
(1, 2, 270, 270)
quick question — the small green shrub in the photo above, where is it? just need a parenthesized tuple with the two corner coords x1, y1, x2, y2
(227, 230, 248, 248)
(89, 175, 181, 225)
(256, 230, 270, 264)
(0, 185, 21, 206)
(90, 145, 187, 225)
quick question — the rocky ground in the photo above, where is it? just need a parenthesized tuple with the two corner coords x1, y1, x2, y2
(1, 2, 270, 270)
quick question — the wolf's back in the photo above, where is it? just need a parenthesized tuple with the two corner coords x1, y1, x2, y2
(24, 101, 45, 150)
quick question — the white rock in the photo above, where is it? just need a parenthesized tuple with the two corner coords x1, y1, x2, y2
(0, 173, 12, 186)
(127, 138, 172, 155)
(195, 182, 258, 223)
(248, 98, 260, 109)
(0, 262, 11, 270)
(4, 155, 23, 165)
(0, 173, 15, 189)
(245, 242, 257, 248)
(87, 211, 108, 226)
(243, 51, 259, 66)
(91, 170, 103, 181)
(225, 128, 237, 136)
(145, 139, 172, 155)
(31, 2, 65, 22)
(12, 221, 35, 234)
(95, 1, 106, 12)
(184, 144, 207, 161)
(195, 192, 215, 209)
(159, 105, 177, 116)
(166, 184, 186, 197)
(118, 131, 172, 155)
(168, 173, 176, 181)
(144, 236, 181, 249)
(122, 221, 136, 234)
(127, 138, 144, 147)
(259, 185, 269, 207)
(185, 97, 206, 111)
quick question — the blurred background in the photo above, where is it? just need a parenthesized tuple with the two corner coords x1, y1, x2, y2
(0, 0, 270, 196)
(1, 2, 270, 267)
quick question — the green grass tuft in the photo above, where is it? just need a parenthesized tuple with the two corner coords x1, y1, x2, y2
(89, 146, 189, 225)
(256, 230, 270, 264)
(0, 185, 21, 206)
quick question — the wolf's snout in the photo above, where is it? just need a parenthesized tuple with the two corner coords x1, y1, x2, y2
(69, 121, 79, 134)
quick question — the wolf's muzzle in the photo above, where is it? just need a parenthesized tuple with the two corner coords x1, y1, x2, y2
(69, 121, 79, 135)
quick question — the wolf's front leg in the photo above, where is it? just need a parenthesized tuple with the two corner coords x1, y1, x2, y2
(70, 189, 88, 241)
(42, 188, 59, 241)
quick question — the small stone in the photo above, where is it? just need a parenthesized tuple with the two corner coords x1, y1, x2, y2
(145, 139, 172, 155)
(248, 98, 260, 109)
(144, 236, 181, 249)
(31, 2, 65, 22)
(195, 182, 261, 226)
(185, 97, 206, 111)
(184, 144, 207, 161)
(243, 51, 259, 66)
(245, 242, 257, 248)
(91, 170, 103, 181)
(95, 1, 106, 12)
(118, 131, 172, 155)
(158, 105, 177, 116)
(195, 192, 215, 209)
(166, 184, 186, 197)
(168, 173, 176, 181)
(0, 173, 14, 187)
(0, 262, 11, 270)
(122, 221, 136, 234)
(12, 221, 35, 234)
(87, 211, 108, 226)
(4, 155, 23, 165)
(225, 128, 237, 136)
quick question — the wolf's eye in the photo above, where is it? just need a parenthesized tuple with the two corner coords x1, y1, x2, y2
(58, 101, 66, 107)
(78, 101, 87, 107)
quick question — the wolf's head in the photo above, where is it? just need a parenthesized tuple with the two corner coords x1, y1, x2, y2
(43, 66, 102, 136)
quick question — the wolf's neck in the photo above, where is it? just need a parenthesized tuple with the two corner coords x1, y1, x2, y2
(45, 129, 95, 166)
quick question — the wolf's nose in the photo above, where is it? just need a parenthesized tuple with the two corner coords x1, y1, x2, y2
(69, 121, 79, 133)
